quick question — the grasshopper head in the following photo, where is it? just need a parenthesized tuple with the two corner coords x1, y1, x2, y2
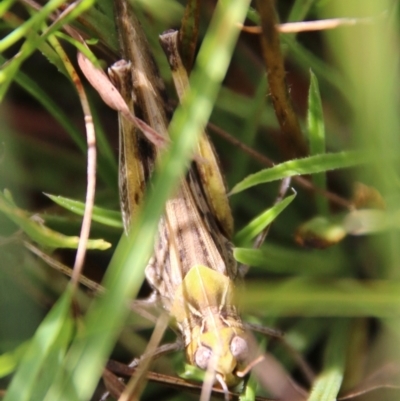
(171, 265, 249, 387)
(186, 327, 249, 388)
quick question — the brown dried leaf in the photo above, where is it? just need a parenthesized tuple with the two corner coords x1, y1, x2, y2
(77, 52, 168, 148)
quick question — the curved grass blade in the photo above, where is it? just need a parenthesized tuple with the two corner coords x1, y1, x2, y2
(234, 193, 295, 245)
(45, 193, 123, 229)
(230, 150, 375, 195)
(0, 191, 111, 250)
(4, 289, 74, 401)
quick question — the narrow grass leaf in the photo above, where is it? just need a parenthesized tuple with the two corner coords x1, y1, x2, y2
(0, 0, 16, 18)
(4, 289, 74, 401)
(230, 150, 375, 195)
(45, 193, 123, 229)
(0, 0, 66, 52)
(0, 342, 30, 378)
(307, 69, 328, 215)
(135, 0, 184, 24)
(73, 2, 118, 52)
(233, 245, 345, 275)
(308, 319, 349, 401)
(179, 363, 206, 382)
(308, 70, 325, 155)
(216, 86, 277, 129)
(246, 6, 260, 25)
(282, 34, 348, 101)
(242, 279, 400, 318)
(32, 338, 73, 401)
(179, 0, 200, 71)
(0, 0, 95, 100)
(239, 366, 258, 401)
(1, 16, 67, 76)
(0, 191, 111, 250)
(287, 0, 314, 22)
(234, 193, 295, 245)
(229, 74, 268, 187)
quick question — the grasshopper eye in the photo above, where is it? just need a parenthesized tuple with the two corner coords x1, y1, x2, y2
(195, 345, 212, 370)
(230, 336, 248, 361)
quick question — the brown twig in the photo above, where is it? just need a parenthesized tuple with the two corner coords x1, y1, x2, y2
(102, 368, 126, 399)
(23, 241, 104, 294)
(106, 360, 276, 401)
(119, 314, 169, 401)
(255, 0, 308, 159)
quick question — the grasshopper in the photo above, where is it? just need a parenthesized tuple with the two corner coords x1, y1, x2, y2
(111, 0, 250, 393)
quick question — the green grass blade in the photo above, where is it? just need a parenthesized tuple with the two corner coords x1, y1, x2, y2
(45, 193, 122, 229)
(307, 70, 328, 215)
(242, 279, 400, 318)
(216, 86, 277, 127)
(0, 342, 30, 378)
(4, 289, 74, 401)
(234, 193, 296, 245)
(229, 74, 268, 189)
(308, 71, 326, 156)
(0, 0, 66, 52)
(0, 0, 16, 18)
(308, 319, 349, 401)
(0, 191, 111, 250)
(73, 1, 118, 52)
(0, 0, 95, 101)
(230, 150, 375, 195)
(287, 0, 315, 22)
(239, 368, 258, 401)
(282, 35, 348, 101)
(179, 0, 200, 71)
(234, 244, 346, 276)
